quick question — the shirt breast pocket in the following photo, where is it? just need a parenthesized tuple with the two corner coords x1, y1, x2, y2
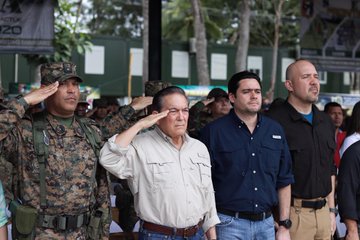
(147, 158, 175, 189)
(261, 140, 281, 171)
(190, 153, 212, 188)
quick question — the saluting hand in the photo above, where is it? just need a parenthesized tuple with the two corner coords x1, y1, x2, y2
(136, 110, 169, 130)
(202, 97, 215, 106)
(114, 110, 169, 147)
(23, 81, 59, 106)
(130, 96, 153, 111)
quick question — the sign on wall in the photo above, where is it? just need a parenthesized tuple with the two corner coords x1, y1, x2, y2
(0, 0, 54, 53)
(300, 0, 360, 72)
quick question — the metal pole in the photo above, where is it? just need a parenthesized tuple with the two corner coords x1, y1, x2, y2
(148, 0, 161, 81)
(14, 54, 19, 83)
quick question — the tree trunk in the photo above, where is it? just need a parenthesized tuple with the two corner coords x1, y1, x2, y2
(190, 0, 210, 86)
(235, 0, 251, 72)
(142, 0, 149, 90)
(265, 0, 284, 103)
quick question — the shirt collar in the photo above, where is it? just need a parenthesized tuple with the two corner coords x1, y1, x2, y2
(229, 108, 262, 127)
(154, 125, 189, 145)
(284, 100, 324, 124)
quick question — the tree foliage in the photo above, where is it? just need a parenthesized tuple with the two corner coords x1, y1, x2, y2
(162, 0, 300, 48)
(162, 0, 225, 42)
(24, 0, 92, 64)
(250, 0, 300, 47)
(86, 0, 143, 38)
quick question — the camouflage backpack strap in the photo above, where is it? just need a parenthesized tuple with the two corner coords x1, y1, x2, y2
(32, 111, 49, 209)
(76, 116, 101, 183)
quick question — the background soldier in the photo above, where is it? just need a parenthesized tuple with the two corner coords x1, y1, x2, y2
(0, 62, 110, 239)
(188, 87, 231, 139)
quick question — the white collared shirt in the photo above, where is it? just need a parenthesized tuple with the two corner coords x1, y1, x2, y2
(100, 127, 219, 232)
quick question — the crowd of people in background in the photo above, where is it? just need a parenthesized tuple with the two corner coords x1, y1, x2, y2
(1, 58, 360, 240)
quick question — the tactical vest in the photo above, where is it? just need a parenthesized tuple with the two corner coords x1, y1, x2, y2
(32, 111, 101, 209)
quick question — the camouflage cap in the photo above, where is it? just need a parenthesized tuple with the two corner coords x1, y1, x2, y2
(78, 92, 89, 105)
(145, 81, 172, 96)
(41, 62, 83, 85)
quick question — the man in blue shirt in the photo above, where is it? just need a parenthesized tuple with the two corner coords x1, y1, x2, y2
(200, 71, 294, 240)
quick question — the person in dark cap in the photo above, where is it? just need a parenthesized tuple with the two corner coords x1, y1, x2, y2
(107, 97, 120, 113)
(75, 92, 90, 117)
(91, 98, 109, 123)
(188, 87, 231, 139)
(200, 70, 294, 240)
(0, 62, 110, 239)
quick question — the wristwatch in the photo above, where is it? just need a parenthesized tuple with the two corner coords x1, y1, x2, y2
(329, 207, 338, 216)
(278, 219, 292, 229)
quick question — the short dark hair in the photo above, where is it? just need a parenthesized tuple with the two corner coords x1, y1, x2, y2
(228, 71, 262, 95)
(324, 102, 342, 113)
(152, 86, 188, 112)
(347, 101, 360, 136)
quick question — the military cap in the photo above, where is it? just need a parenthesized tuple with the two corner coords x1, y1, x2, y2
(78, 92, 89, 105)
(145, 81, 172, 97)
(107, 97, 119, 106)
(93, 98, 108, 108)
(207, 88, 228, 100)
(41, 62, 83, 85)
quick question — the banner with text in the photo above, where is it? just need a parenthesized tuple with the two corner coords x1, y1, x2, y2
(0, 0, 54, 54)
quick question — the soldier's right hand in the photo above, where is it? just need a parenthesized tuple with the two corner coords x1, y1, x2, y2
(202, 97, 215, 106)
(23, 81, 59, 106)
(130, 96, 153, 111)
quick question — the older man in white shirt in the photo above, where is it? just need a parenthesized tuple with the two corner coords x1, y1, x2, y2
(100, 86, 219, 240)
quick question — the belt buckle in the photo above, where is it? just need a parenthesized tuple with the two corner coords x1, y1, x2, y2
(53, 216, 67, 231)
(183, 225, 196, 237)
(67, 215, 78, 231)
(183, 226, 191, 237)
(261, 212, 266, 220)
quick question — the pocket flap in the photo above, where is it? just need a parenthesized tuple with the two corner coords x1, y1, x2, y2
(15, 205, 38, 235)
(190, 153, 211, 167)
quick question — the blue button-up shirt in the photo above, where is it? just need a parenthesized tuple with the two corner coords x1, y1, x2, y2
(200, 109, 294, 213)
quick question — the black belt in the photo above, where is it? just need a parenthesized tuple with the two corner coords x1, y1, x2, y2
(217, 208, 272, 221)
(291, 198, 326, 210)
(38, 212, 90, 231)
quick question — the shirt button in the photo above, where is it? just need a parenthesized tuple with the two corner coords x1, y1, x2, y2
(238, 125, 241, 128)
(254, 187, 258, 191)
(250, 137, 253, 140)
(251, 153, 255, 156)
(255, 204, 258, 207)
(253, 170, 256, 174)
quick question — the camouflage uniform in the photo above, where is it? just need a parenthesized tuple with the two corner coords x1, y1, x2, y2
(0, 62, 110, 239)
(188, 88, 229, 139)
(188, 102, 215, 139)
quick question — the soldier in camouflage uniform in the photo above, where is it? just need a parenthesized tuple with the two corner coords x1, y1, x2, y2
(0, 62, 110, 239)
(188, 87, 231, 139)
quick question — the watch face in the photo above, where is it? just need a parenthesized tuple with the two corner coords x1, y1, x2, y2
(280, 219, 292, 229)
